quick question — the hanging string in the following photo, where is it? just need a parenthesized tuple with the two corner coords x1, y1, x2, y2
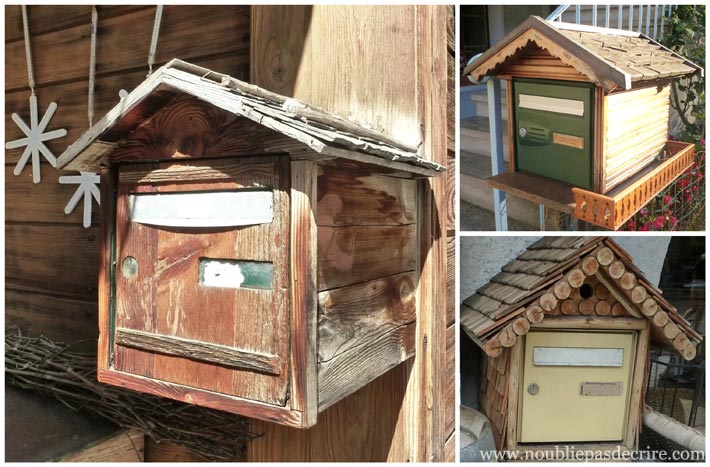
(88, 6, 98, 127)
(21, 5, 35, 95)
(147, 5, 163, 76)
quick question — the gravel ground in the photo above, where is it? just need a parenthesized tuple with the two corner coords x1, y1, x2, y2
(460, 200, 536, 232)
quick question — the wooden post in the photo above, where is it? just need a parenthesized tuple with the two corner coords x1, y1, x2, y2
(290, 160, 319, 426)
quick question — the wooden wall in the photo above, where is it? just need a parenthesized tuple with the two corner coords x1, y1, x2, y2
(5, 6, 251, 347)
(248, 5, 455, 462)
(603, 82, 671, 192)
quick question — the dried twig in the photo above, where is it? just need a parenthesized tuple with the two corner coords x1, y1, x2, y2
(5, 326, 260, 461)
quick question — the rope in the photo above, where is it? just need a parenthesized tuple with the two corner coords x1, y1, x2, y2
(21, 5, 35, 95)
(88, 6, 98, 127)
(147, 5, 163, 76)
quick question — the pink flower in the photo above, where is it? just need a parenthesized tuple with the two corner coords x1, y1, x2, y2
(693, 184, 699, 192)
(654, 216, 666, 229)
(627, 219, 636, 230)
(640, 208, 649, 217)
(663, 195, 673, 205)
(679, 177, 689, 188)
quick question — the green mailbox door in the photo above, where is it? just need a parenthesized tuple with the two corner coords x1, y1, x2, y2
(513, 79, 594, 189)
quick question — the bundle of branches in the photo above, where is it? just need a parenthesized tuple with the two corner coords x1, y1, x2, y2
(5, 326, 260, 461)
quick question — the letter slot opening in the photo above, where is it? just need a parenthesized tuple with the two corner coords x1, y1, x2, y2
(199, 259, 273, 290)
(128, 190, 274, 227)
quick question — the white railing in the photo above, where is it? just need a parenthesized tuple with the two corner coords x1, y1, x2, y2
(546, 5, 675, 40)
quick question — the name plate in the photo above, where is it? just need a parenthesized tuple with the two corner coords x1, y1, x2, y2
(580, 382, 623, 397)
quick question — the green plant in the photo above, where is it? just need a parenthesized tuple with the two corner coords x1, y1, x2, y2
(661, 5, 705, 144)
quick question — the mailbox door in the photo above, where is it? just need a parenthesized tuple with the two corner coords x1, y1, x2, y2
(513, 79, 594, 189)
(113, 156, 291, 406)
(519, 330, 636, 443)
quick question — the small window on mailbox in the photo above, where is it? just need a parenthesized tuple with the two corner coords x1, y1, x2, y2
(112, 157, 291, 406)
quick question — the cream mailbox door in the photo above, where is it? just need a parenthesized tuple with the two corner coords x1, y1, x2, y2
(520, 330, 636, 443)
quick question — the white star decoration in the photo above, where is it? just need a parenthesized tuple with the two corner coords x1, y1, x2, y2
(6, 95, 68, 184)
(59, 172, 101, 228)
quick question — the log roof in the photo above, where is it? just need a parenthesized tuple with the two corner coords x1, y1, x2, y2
(56, 59, 444, 177)
(464, 16, 703, 92)
(461, 236, 702, 360)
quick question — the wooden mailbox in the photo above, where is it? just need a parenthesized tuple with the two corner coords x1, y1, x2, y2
(461, 237, 702, 457)
(56, 59, 444, 428)
(465, 16, 703, 229)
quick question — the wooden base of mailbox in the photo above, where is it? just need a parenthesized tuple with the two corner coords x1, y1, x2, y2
(574, 141, 695, 230)
(487, 141, 695, 230)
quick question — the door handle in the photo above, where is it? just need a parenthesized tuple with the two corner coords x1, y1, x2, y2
(527, 383, 539, 395)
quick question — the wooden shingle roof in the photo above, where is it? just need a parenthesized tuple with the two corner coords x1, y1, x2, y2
(56, 59, 445, 177)
(461, 237, 702, 360)
(464, 16, 703, 92)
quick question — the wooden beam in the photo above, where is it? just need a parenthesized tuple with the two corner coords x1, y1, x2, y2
(115, 328, 282, 375)
(506, 338, 523, 451)
(530, 316, 648, 330)
(594, 270, 643, 318)
(624, 321, 650, 449)
(412, 5, 449, 461)
(289, 159, 319, 427)
(98, 369, 305, 427)
(57, 429, 145, 462)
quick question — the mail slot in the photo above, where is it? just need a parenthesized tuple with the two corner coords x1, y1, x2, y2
(520, 331, 635, 443)
(514, 79, 594, 189)
(55, 59, 444, 428)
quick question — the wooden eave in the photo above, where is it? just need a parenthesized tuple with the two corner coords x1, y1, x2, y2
(464, 16, 702, 92)
(56, 59, 445, 177)
(461, 236, 701, 360)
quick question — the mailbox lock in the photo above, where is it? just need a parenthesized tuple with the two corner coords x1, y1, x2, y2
(122, 256, 138, 278)
(519, 127, 527, 138)
(527, 383, 539, 395)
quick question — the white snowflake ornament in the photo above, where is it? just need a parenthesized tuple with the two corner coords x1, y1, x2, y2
(59, 171, 101, 228)
(6, 95, 68, 184)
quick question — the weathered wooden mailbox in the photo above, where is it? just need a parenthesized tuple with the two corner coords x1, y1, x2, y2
(56, 59, 444, 428)
(461, 237, 702, 457)
(465, 16, 703, 229)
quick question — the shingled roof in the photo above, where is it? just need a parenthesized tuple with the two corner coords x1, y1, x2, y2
(56, 59, 444, 177)
(461, 236, 702, 360)
(464, 16, 703, 92)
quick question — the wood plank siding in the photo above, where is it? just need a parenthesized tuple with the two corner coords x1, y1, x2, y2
(603, 82, 671, 192)
(5, 5, 251, 345)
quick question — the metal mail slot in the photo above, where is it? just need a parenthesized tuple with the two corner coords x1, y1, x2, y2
(580, 381, 623, 397)
(129, 190, 274, 227)
(533, 347, 624, 367)
(519, 94, 585, 116)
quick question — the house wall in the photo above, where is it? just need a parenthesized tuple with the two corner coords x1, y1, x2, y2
(5, 5, 251, 348)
